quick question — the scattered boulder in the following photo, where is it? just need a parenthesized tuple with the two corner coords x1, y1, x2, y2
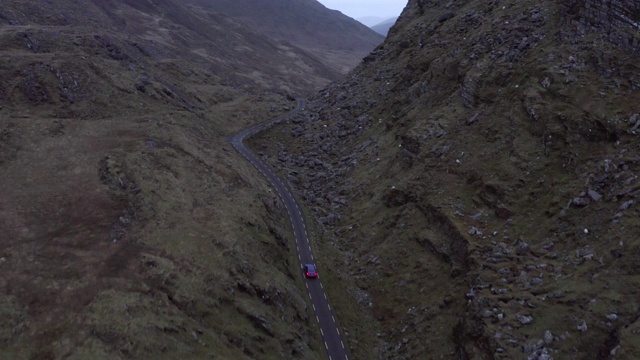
(587, 190, 602, 201)
(571, 197, 591, 207)
(517, 314, 534, 325)
(620, 200, 635, 210)
(438, 12, 456, 23)
(577, 320, 588, 332)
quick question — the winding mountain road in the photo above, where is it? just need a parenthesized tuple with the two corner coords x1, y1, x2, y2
(229, 100, 350, 360)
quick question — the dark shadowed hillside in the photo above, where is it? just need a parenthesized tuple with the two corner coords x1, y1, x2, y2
(252, 0, 640, 359)
(185, 0, 385, 73)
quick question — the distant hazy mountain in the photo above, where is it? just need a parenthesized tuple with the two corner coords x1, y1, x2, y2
(357, 16, 385, 27)
(371, 17, 398, 36)
(185, 0, 385, 73)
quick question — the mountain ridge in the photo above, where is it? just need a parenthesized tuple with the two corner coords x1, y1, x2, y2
(0, 0, 348, 95)
(357, 16, 386, 27)
(370, 17, 397, 36)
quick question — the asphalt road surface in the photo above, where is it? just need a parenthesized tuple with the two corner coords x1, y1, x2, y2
(229, 99, 350, 360)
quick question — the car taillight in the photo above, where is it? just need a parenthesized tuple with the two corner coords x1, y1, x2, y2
(306, 272, 310, 276)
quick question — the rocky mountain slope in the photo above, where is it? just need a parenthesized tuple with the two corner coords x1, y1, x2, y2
(252, 0, 640, 359)
(185, 0, 385, 73)
(0, 0, 376, 358)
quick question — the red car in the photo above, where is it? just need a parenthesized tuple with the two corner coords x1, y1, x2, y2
(304, 264, 318, 278)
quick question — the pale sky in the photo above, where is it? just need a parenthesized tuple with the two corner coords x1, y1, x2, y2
(317, 0, 408, 19)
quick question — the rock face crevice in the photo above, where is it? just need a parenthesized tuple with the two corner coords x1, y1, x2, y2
(414, 201, 472, 277)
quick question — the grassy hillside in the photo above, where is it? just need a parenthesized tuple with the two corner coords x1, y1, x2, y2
(0, 0, 341, 358)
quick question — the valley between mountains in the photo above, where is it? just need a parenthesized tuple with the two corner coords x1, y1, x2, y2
(2, 0, 640, 360)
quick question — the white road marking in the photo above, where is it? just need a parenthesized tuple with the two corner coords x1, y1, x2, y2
(231, 101, 350, 358)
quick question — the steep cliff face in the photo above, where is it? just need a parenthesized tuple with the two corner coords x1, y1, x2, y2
(564, 0, 640, 55)
(254, 0, 640, 358)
